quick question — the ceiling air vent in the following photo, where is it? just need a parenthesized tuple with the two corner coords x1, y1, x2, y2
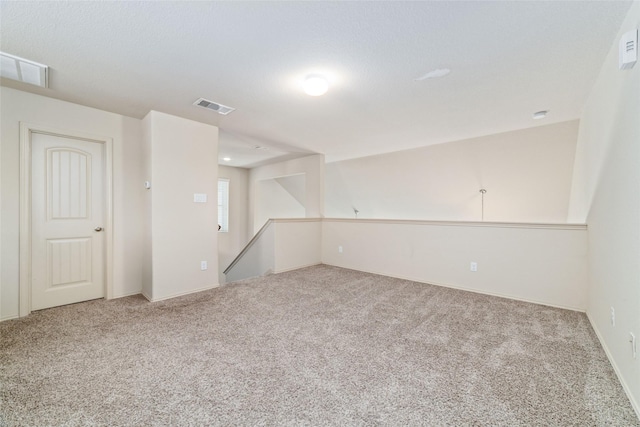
(193, 98, 235, 115)
(0, 51, 48, 88)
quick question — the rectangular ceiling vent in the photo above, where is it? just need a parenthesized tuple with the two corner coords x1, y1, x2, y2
(0, 51, 48, 88)
(193, 98, 235, 115)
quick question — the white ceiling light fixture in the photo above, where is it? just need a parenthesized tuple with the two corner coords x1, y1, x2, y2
(223, 157, 231, 162)
(303, 74, 329, 96)
(193, 98, 235, 115)
(532, 110, 549, 119)
(0, 51, 48, 88)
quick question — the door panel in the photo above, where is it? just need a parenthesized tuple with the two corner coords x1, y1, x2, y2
(49, 149, 90, 219)
(48, 238, 91, 287)
(31, 133, 104, 310)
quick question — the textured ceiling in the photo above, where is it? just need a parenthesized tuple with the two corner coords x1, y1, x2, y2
(0, 1, 633, 167)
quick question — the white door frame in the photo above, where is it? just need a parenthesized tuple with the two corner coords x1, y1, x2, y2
(19, 122, 114, 317)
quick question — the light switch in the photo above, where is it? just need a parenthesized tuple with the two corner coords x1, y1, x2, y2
(194, 193, 207, 203)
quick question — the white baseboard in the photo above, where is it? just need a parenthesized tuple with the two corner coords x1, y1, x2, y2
(110, 290, 143, 299)
(586, 311, 640, 421)
(148, 283, 220, 303)
(321, 262, 586, 312)
(424, 277, 585, 312)
(273, 262, 322, 274)
(0, 314, 19, 322)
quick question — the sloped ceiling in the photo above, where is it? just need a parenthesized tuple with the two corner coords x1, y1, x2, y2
(0, 1, 633, 167)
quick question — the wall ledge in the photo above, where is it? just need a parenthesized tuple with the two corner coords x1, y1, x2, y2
(270, 218, 323, 223)
(322, 217, 587, 231)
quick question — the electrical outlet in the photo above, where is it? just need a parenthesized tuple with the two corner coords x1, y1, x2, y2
(611, 306, 615, 327)
(201, 261, 207, 271)
(470, 262, 478, 272)
(630, 333, 637, 359)
(338, 245, 343, 253)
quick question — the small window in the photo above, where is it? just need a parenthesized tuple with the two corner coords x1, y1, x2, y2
(218, 179, 229, 232)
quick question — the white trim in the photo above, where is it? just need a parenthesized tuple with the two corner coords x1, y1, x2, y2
(104, 134, 114, 300)
(19, 124, 31, 317)
(217, 178, 230, 233)
(0, 314, 19, 323)
(246, 217, 586, 230)
(112, 291, 143, 299)
(586, 311, 640, 420)
(322, 217, 587, 231)
(273, 262, 322, 274)
(19, 122, 114, 317)
(270, 218, 323, 224)
(144, 283, 220, 303)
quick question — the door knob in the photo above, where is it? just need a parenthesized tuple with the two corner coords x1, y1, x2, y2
(95, 227, 103, 232)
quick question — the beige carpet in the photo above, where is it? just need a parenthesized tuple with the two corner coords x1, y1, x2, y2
(1, 265, 638, 426)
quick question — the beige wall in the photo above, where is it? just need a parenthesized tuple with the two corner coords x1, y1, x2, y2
(225, 217, 585, 311)
(0, 91, 220, 316)
(143, 111, 219, 301)
(249, 154, 325, 234)
(218, 165, 249, 284)
(569, 2, 640, 415)
(326, 121, 579, 223)
(0, 87, 144, 320)
(274, 220, 322, 273)
(322, 219, 588, 311)
(255, 177, 306, 229)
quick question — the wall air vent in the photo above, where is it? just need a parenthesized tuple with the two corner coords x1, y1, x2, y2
(193, 98, 236, 115)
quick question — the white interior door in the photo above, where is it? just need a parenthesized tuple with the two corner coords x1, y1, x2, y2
(31, 132, 105, 310)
